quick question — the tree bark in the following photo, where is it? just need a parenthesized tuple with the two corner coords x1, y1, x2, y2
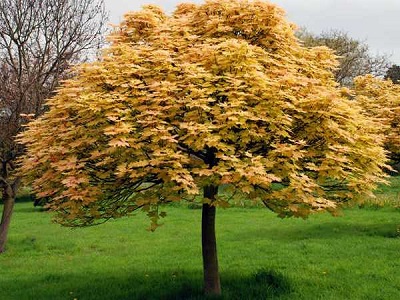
(0, 181, 18, 254)
(202, 185, 221, 296)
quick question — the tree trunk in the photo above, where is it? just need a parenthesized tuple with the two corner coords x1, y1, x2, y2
(202, 185, 221, 296)
(0, 183, 17, 254)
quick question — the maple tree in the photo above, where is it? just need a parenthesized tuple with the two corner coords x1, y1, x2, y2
(19, 0, 388, 296)
(352, 75, 400, 169)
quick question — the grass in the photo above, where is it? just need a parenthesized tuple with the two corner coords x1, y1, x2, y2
(357, 176, 400, 209)
(0, 178, 400, 299)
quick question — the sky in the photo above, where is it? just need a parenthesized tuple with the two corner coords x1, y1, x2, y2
(104, 0, 400, 65)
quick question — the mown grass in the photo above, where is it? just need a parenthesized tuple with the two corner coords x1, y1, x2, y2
(357, 176, 400, 209)
(1, 178, 400, 299)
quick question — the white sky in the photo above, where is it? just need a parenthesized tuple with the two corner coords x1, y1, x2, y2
(104, 0, 400, 65)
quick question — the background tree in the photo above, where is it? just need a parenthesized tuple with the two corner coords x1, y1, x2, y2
(0, 0, 107, 253)
(352, 75, 400, 172)
(385, 64, 400, 84)
(297, 29, 391, 86)
(19, 0, 387, 296)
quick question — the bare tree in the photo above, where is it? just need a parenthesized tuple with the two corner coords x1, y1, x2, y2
(0, 0, 108, 253)
(297, 29, 391, 86)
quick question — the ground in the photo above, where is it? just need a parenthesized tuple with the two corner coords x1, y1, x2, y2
(0, 177, 399, 299)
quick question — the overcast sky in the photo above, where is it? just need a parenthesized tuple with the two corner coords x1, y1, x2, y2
(104, 0, 400, 64)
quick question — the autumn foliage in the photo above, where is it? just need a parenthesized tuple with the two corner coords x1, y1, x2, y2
(352, 75, 400, 165)
(18, 0, 388, 226)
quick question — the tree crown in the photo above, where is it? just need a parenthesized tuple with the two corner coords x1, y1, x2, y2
(19, 0, 388, 228)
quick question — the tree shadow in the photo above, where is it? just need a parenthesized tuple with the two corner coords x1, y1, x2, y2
(235, 220, 400, 242)
(219, 269, 292, 300)
(308, 222, 400, 239)
(13, 205, 46, 213)
(2, 269, 293, 300)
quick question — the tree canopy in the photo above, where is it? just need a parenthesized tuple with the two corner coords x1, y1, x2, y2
(18, 0, 388, 226)
(352, 75, 400, 166)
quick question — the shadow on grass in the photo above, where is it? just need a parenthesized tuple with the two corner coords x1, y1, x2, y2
(234, 220, 400, 242)
(2, 269, 293, 300)
(306, 222, 400, 239)
(14, 206, 47, 214)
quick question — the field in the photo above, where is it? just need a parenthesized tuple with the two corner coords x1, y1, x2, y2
(0, 177, 400, 299)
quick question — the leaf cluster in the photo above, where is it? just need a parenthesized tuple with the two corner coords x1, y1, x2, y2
(352, 75, 400, 164)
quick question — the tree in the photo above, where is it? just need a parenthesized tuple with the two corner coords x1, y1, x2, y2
(18, 0, 388, 296)
(352, 75, 400, 169)
(0, 0, 107, 253)
(297, 29, 391, 86)
(385, 64, 400, 84)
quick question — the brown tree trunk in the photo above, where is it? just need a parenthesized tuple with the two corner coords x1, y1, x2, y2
(0, 182, 18, 254)
(202, 185, 221, 296)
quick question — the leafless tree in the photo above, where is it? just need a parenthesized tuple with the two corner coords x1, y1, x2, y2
(297, 29, 391, 86)
(0, 0, 108, 253)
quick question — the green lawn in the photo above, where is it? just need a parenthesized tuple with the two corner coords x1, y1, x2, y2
(1, 179, 400, 299)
